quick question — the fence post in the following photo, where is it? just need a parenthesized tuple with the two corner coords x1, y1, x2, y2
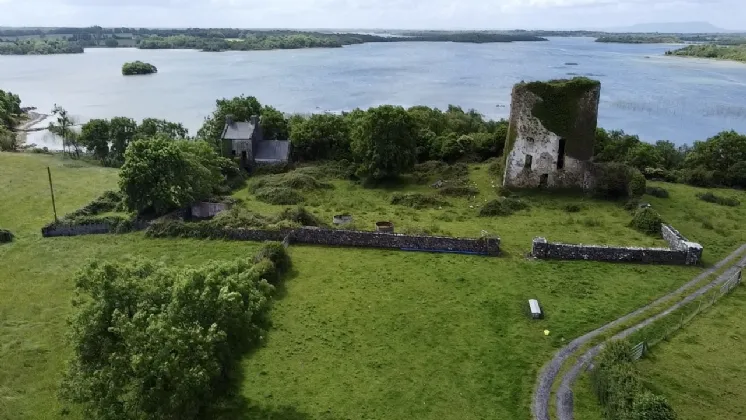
(47, 166, 58, 223)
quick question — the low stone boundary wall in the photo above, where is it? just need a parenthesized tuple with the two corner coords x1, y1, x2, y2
(224, 227, 500, 256)
(532, 224, 703, 265)
(41, 221, 500, 256)
(41, 220, 149, 237)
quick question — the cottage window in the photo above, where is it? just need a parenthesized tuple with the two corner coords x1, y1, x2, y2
(524, 155, 533, 170)
(557, 138, 566, 169)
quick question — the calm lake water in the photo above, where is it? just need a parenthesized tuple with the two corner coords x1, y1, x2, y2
(2, 37, 746, 149)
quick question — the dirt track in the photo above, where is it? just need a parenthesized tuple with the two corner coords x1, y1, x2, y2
(532, 244, 746, 420)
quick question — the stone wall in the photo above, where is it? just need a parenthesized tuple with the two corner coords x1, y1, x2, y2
(190, 202, 231, 219)
(41, 221, 500, 256)
(532, 224, 703, 265)
(41, 220, 149, 237)
(223, 227, 500, 256)
(662, 224, 704, 265)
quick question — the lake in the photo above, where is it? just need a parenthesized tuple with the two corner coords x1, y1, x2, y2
(2, 37, 746, 149)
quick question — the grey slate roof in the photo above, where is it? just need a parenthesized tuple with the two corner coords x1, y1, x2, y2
(254, 140, 291, 162)
(222, 122, 255, 140)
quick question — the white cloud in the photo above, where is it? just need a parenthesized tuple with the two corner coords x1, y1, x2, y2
(0, 0, 741, 30)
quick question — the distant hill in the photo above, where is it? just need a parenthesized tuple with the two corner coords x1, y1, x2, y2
(607, 21, 739, 34)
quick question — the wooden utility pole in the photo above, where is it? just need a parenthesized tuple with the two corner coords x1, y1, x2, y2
(47, 167, 58, 223)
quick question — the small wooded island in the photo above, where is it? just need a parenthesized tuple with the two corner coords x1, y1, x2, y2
(122, 61, 158, 76)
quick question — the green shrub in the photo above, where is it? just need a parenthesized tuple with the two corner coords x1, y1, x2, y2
(65, 190, 124, 218)
(643, 167, 677, 182)
(0, 229, 13, 243)
(391, 193, 447, 209)
(479, 197, 528, 217)
(646, 186, 669, 198)
(563, 204, 582, 213)
(624, 198, 641, 212)
(630, 391, 677, 420)
(249, 172, 332, 193)
(412, 161, 469, 184)
(628, 169, 647, 197)
(697, 191, 740, 207)
(591, 162, 634, 199)
(630, 207, 663, 236)
(275, 206, 325, 227)
(679, 166, 716, 187)
(438, 185, 479, 197)
(252, 162, 294, 175)
(254, 187, 304, 205)
(487, 157, 505, 178)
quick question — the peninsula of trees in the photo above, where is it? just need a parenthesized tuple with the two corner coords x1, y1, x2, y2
(665, 44, 746, 63)
(122, 61, 158, 76)
(0, 39, 84, 55)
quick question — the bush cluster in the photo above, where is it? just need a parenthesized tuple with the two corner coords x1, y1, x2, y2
(0, 228, 13, 243)
(61, 243, 290, 419)
(65, 190, 124, 218)
(591, 162, 646, 200)
(390, 193, 448, 209)
(253, 187, 304, 205)
(630, 207, 663, 236)
(696, 191, 740, 207)
(479, 197, 529, 217)
(248, 172, 333, 205)
(412, 161, 469, 184)
(147, 206, 323, 239)
(591, 340, 676, 420)
(121, 60, 158, 75)
(646, 186, 670, 198)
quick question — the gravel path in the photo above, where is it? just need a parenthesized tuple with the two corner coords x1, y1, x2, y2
(532, 244, 746, 420)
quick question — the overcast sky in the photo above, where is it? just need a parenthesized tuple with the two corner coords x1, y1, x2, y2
(0, 0, 741, 30)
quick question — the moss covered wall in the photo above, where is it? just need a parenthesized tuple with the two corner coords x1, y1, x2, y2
(521, 77, 601, 161)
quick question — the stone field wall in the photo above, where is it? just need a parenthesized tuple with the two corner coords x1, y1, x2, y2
(532, 224, 703, 265)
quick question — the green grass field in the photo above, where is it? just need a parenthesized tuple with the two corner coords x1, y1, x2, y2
(2, 152, 746, 419)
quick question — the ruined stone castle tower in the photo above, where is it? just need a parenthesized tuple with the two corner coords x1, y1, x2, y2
(502, 77, 601, 190)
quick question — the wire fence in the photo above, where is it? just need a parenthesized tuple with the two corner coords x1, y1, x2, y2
(631, 269, 742, 360)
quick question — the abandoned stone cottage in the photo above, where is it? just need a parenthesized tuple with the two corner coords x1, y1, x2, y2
(502, 77, 601, 190)
(221, 115, 291, 169)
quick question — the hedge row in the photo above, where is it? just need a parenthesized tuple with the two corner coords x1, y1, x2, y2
(591, 340, 676, 420)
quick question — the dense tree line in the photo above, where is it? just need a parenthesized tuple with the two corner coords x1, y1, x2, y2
(594, 128, 746, 188)
(138, 33, 359, 52)
(666, 44, 746, 63)
(77, 117, 188, 166)
(197, 96, 508, 181)
(595, 35, 680, 44)
(0, 39, 83, 55)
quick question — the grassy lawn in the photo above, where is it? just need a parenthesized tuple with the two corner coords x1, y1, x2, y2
(2, 152, 746, 419)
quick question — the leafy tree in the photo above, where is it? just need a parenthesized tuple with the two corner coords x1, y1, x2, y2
(594, 129, 641, 163)
(350, 105, 417, 180)
(78, 119, 111, 160)
(0, 89, 22, 129)
(197, 95, 262, 146)
(0, 126, 19, 152)
(136, 118, 188, 140)
(260, 105, 289, 140)
(104, 38, 119, 48)
(48, 104, 79, 157)
(109, 117, 138, 164)
(119, 138, 224, 214)
(653, 140, 685, 170)
(60, 243, 290, 420)
(627, 142, 662, 171)
(685, 130, 746, 176)
(289, 113, 350, 161)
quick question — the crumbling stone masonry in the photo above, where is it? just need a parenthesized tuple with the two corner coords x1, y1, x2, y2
(531, 224, 703, 265)
(503, 77, 601, 190)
